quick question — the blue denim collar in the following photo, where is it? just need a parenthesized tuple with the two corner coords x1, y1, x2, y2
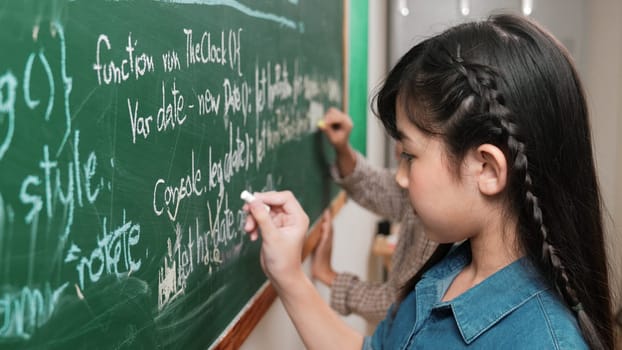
(418, 242, 550, 344)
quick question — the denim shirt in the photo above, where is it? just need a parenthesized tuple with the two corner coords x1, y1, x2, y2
(363, 242, 587, 349)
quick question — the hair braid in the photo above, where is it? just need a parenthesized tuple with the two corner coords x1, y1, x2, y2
(453, 58, 607, 349)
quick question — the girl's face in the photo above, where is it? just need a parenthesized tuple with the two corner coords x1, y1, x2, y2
(395, 104, 483, 244)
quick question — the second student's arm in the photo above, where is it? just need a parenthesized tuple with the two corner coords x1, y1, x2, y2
(312, 210, 397, 323)
(244, 191, 363, 350)
(321, 108, 409, 221)
(335, 152, 409, 221)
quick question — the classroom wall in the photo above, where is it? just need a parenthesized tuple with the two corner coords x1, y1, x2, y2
(583, 0, 622, 317)
(389, 0, 586, 66)
(239, 1, 388, 348)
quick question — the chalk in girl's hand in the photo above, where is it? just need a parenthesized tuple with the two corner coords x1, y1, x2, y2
(317, 119, 341, 130)
(241, 190, 270, 212)
(308, 101, 325, 131)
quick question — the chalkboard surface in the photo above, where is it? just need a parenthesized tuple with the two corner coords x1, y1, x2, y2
(0, 0, 344, 348)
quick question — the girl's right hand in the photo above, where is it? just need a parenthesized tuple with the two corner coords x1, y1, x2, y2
(243, 191, 310, 289)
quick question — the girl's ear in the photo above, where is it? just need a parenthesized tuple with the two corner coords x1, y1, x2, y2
(471, 144, 508, 196)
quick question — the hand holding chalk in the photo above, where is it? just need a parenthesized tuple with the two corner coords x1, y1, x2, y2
(317, 119, 341, 130)
(241, 191, 310, 285)
(318, 108, 353, 152)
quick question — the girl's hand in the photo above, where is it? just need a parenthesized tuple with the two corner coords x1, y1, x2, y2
(311, 210, 337, 286)
(319, 107, 354, 154)
(243, 191, 310, 289)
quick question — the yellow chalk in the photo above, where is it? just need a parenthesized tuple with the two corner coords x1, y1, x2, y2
(317, 119, 326, 129)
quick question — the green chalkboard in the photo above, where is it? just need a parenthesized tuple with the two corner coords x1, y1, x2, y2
(0, 0, 344, 348)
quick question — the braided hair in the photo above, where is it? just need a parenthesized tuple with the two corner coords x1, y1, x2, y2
(375, 14, 613, 349)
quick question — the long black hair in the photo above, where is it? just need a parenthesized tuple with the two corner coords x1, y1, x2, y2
(374, 14, 613, 349)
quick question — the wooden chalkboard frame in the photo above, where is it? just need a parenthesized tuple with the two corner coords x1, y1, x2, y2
(211, 1, 352, 347)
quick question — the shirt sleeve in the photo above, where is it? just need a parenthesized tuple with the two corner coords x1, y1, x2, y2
(362, 336, 375, 350)
(331, 151, 409, 222)
(330, 272, 397, 324)
(363, 313, 392, 350)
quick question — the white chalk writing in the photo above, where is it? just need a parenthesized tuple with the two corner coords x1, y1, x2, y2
(0, 11, 346, 337)
(93, 32, 155, 85)
(19, 131, 103, 240)
(0, 283, 68, 340)
(64, 210, 141, 289)
(153, 150, 203, 221)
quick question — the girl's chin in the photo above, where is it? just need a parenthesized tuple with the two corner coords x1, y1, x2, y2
(422, 230, 463, 245)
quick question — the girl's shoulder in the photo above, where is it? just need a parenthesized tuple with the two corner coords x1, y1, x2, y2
(505, 289, 588, 349)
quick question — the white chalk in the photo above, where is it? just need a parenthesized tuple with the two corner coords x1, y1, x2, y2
(241, 190, 270, 212)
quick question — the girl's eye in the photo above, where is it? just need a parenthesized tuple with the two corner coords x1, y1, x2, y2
(400, 152, 415, 163)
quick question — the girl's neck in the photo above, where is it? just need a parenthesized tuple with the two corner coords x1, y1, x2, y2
(467, 232, 521, 279)
(442, 220, 522, 302)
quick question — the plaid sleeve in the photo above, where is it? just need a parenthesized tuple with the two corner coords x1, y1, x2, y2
(330, 272, 397, 324)
(389, 214, 437, 287)
(329, 152, 438, 324)
(329, 210, 438, 324)
(331, 152, 409, 221)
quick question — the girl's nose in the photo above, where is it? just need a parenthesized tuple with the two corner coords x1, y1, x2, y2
(395, 159, 409, 189)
